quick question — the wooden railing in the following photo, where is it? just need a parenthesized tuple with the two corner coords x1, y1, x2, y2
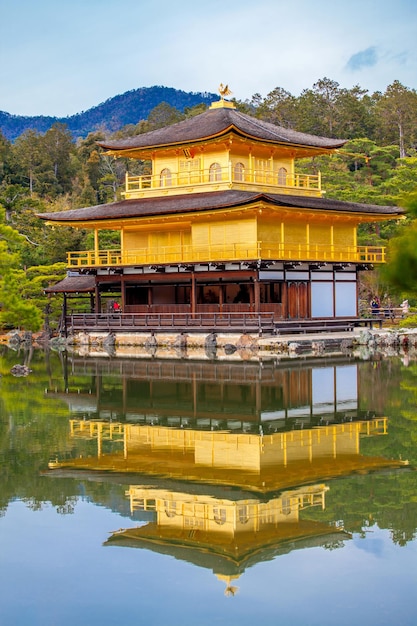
(124, 167, 321, 196)
(66, 312, 276, 334)
(67, 242, 386, 267)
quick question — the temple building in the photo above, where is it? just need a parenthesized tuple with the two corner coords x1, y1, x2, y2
(38, 89, 403, 334)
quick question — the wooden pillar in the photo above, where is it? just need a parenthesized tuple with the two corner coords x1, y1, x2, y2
(94, 228, 99, 265)
(147, 282, 152, 308)
(219, 280, 224, 313)
(253, 277, 260, 314)
(97, 423, 102, 458)
(191, 274, 196, 314)
(121, 276, 126, 311)
(330, 225, 334, 260)
(63, 293, 68, 337)
(282, 282, 288, 319)
(192, 372, 197, 418)
(120, 228, 124, 264)
(95, 284, 100, 313)
(255, 380, 262, 420)
(249, 279, 255, 310)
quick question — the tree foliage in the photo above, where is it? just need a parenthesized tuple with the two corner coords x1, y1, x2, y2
(381, 193, 417, 296)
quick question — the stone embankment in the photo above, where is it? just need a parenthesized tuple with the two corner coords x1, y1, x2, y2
(2, 327, 417, 361)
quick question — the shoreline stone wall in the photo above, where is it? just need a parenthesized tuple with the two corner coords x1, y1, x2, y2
(3, 327, 417, 363)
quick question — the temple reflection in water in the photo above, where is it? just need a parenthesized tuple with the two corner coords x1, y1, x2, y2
(60, 355, 368, 429)
(106, 484, 344, 597)
(49, 356, 405, 594)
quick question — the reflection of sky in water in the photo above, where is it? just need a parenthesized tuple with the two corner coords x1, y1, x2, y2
(1, 500, 416, 626)
(353, 533, 385, 556)
(312, 365, 358, 414)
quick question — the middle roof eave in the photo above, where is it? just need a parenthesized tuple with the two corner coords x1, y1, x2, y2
(37, 190, 404, 224)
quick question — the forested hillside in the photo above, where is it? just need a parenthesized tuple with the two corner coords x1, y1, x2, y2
(0, 86, 218, 141)
(1, 77, 417, 331)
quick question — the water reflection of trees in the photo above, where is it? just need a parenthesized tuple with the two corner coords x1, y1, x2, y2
(303, 471, 417, 546)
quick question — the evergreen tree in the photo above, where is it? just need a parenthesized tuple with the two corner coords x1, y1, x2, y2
(0, 218, 43, 331)
(374, 81, 417, 158)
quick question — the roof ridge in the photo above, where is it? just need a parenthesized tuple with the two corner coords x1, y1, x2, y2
(232, 108, 345, 145)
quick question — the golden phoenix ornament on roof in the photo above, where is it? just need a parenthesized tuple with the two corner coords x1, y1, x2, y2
(219, 83, 232, 98)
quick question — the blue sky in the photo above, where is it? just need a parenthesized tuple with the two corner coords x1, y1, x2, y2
(1, 0, 416, 117)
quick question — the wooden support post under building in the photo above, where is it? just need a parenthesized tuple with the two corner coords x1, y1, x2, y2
(95, 284, 100, 313)
(254, 278, 260, 315)
(191, 274, 196, 315)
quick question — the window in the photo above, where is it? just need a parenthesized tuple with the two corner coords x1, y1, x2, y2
(278, 167, 287, 186)
(160, 168, 172, 187)
(234, 162, 244, 181)
(200, 286, 219, 304)
(209, 162, 222, 182)
(179, 158, 201, 184)
(260, 282, 282, 304)
(164, 500, 177, 518)
(281, 497, 292, 515)
(254, 158, 271, 183)
(213, 507, 227, 525)
(255, 158, 269, 170)
(238, 505, 249, 524)
(126, 285, 148, 305)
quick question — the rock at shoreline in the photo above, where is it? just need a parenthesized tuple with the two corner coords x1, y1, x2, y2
(10, 364, 32, 377)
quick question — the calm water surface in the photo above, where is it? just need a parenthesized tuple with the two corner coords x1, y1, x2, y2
(0, 346, 416, 626)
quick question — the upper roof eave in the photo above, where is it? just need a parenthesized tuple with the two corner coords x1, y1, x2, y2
(97, 106, 347, 154)
(100, 125, 345, 156)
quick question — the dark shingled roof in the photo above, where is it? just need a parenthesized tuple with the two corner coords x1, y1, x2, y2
(37, 190, 403, 224)
(98, 105, 347, 152)
(45, 275, 96, 293)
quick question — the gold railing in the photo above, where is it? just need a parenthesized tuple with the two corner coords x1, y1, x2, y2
(67, 242, 386, 267)
(124, 167, 321, 195)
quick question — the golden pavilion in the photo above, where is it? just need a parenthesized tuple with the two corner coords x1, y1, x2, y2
(38, 87, 403, 334)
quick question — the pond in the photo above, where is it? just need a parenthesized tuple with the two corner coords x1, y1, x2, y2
(0, 346, 416, 626)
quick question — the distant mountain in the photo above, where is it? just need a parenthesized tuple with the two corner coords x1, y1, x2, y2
(0, 86, 218, 142)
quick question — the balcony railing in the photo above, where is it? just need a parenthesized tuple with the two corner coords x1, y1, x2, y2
(67, 242, 386, 268)
(124, 166, 321, 197)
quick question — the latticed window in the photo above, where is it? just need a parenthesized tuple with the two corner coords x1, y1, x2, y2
(160, 168, 172, 187)
(209, 162, 222, 181)
(278, 167, 287, 185)
(234, 162, 244, 181)
(255, 158, 270, 171)
(281, 497, 292, 515)
(238, 505, 249, 524)
(213, 506, 227, 525)
(179, 158, 200, 183)
(179, 159, 200, 173)
(164, 500, 177, 518)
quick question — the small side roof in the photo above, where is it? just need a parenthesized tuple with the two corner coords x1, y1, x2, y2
(45, 275, 96, 293)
